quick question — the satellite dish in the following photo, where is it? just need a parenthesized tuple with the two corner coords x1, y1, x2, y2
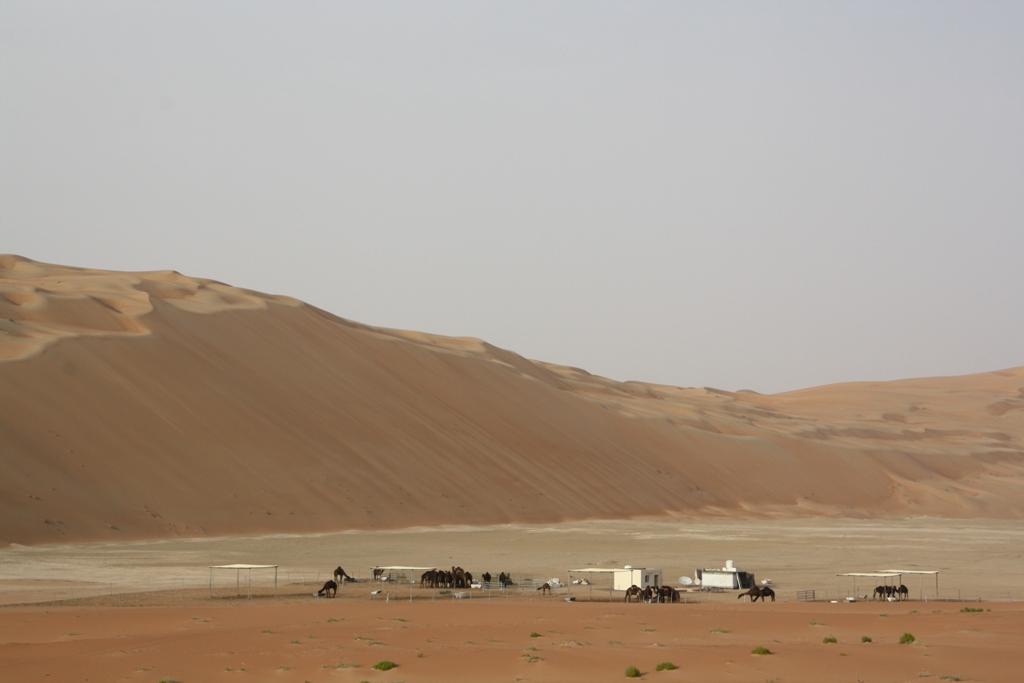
(679, 576, 693, 586)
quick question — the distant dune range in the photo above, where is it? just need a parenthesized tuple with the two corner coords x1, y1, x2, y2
(1, 254, 1023, 546)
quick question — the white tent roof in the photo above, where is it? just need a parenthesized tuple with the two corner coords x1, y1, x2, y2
(209, 564, 278, 569)
(875, 569, 939, 575)
(372, 566, 437, 571)
(569, 567, 652, 573)
(836, 572, 902, 578)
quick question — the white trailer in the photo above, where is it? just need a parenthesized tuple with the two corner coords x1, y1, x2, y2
(695, 560, 755, 589)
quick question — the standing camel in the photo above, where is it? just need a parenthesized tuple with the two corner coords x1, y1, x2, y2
(738, 586, 765, 602)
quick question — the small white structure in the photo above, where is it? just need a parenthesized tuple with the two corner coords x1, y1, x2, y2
(613, 567, 663, 590)
(566, 567, 664, 601)
(695, 560, 755, 589)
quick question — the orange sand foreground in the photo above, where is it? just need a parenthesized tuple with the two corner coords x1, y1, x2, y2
(1, 590, 1019, 683)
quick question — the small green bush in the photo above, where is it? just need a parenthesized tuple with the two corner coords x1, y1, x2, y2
(529, 631, 541, 638)
(371, 660, 397, 671)
(861, 635, 872, 643)
(655, 661, 678, 671)
(625, 665, 641, 678)
(960, 607, 984, 613)
(823, 636, 838, 644)
(751, 646, 772, 655)
(899, 632, 916, 645)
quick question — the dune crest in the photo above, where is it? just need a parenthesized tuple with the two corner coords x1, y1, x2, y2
(2, 257, 1023, 546)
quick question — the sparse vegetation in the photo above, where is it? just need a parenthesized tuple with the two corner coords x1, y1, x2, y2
(371, 660, 397, 671)
(625, 664, 641, 677)
(529, 631, 541, 638)
(709, 626, 728, 633)
(325, 661, 358, 670)
(900, 632, 916, 645)
(521, 653, 543, 663)
(960, 607, 984, 613)
(938, 676, 962, 681)
(751, 646, 772, 655)
(655, 661, 678, 671)
(823, 636, 838, 644)
(861, 635, 873, 643)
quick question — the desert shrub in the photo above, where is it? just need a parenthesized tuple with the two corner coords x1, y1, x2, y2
(751, 646, 772, 655)
(861, 635, 872, 643)
(529, 631, 541, 638)
(371, 660, 396, 671)
(960, 607, 984, 613)
(625, 665, 641, 677)
(899, 632, 916, 645)
(655, 661, 678, 671)
(823, 636, 838, 644)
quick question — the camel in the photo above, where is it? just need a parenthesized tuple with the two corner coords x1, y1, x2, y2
(658, 585, 678, 603)
(624, 585, 642, 603)
(641, 586, 657, 603)
(420, 569, 437, 588)
(334, 566, 353, 584)
(372, 568, 385, 582)
(898, 584, 909, 601)
(738, 586, 765, 602)
(760, 586, 775, 602)
(316, 580, 338, 598)
(499, 572, 513, 587)
(482, 572, 492, 584)
(538, 582, 553, 595)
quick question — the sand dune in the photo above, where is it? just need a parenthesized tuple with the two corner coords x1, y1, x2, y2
(1, 255, 1022, 546)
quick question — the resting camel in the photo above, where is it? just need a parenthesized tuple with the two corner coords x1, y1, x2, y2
(334, 566, 354, 584)
(317, 580, 338, 598)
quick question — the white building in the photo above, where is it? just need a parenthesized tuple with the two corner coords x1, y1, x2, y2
(695, 560, 755, 589)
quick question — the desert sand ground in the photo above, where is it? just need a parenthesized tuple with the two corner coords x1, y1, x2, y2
(2, 518, 1022, 682)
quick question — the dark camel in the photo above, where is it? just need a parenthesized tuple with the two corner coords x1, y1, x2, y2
(334, 566, 353, 584)
(538, 582, 553, 595)
(317, 580, 338, 598)
(658, 585, 679, 603)
(898, 584, 909, 601)
(738, 586, 768, 602)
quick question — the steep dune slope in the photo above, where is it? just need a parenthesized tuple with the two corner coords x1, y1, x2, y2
(1, 255, 1022, 545)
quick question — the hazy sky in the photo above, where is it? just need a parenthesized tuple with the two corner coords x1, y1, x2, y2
(2, 1, 1022, 393)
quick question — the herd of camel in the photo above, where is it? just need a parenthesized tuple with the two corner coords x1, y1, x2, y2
(313, 566, 911, 603)
(316, 566, 513, 598)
